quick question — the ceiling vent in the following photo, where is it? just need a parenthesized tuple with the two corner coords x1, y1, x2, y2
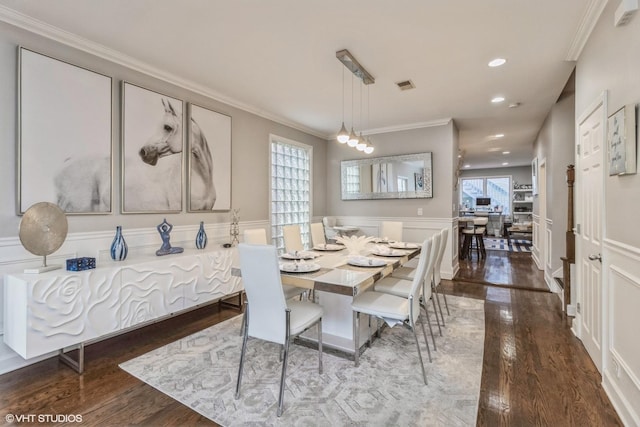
(396, 80, 415, 91)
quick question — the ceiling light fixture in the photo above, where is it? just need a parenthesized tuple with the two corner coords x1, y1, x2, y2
(491, 96, 505, 103)
(494, 133, 505, 138)
(364, 85, 375, 154)
(488, 58, 506, 67)
(336, 67, 349, 143)
(336, 49, 375, 153)
(502, 151, 510, 154)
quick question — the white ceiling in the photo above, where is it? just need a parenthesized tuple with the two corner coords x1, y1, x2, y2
(0, 0, 596, 169)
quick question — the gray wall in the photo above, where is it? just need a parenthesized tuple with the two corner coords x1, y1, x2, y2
(460, 165, 532, 186)
(326, 122, 456, 219)
(576, 2, 640, 248)
(0, 21, 327, 238)
(533, 92, 575, 272)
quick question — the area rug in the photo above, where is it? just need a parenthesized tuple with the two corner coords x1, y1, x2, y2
(484, 237, 532, 252)
(120, 295, 484, 427)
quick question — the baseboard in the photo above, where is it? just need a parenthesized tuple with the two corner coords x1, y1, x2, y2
(603, 370, 640, 427)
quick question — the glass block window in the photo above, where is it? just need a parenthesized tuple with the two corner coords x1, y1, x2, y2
(270, 136, 312, 251)
(343, 166, 360, 194)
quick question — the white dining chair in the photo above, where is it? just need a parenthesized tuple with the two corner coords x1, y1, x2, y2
(433, 228, 450, 316)
(282, 224, 304, 253)
(351, 236, 435, 385)
(310, 222, 326, 247)
(379, 232, 442, 349)
(322, 217, 339, 242)
(380, 221, 403, 242)
(235, 243, 324, 417)
(241, 228, 306, 301)
(243, 228, 268, 244)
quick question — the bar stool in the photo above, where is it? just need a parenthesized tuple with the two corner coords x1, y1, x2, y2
(461, 217, 488, 260)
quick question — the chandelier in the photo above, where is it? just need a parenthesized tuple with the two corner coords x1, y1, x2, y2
(336, 49, 375, 154)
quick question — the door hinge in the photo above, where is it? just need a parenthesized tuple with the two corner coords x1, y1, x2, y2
(577, 302, 581, 313)
(577, 144, 581, 155)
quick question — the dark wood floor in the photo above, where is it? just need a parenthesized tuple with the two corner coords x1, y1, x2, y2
(0, 253, 621, 426)
(455, 246, 550, 292)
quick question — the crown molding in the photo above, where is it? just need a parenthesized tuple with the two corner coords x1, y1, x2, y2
(0, 5, 327, 140)
(363, 118, 452, 136)
(566, 0, 608, 61)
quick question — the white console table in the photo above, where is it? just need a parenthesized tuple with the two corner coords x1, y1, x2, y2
(3, 247, 241, 372)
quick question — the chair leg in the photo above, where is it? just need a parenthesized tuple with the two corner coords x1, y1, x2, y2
(441, 286, 451, 316)
(419, 315, 432, 363)
(235, 309, 249, 399)
(277, 310, 292, 417)
(410, 322, 428, 385)
(433, 282, 446, 327)
(421, 302, 437, 351)
(367, 315, 372, 347)
(431, 296, 443, 336)
(353, 311, 360, 367)
(317, 318, 323, 374)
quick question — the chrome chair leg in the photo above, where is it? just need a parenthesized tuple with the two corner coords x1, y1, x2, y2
(431, 296, 443, 336)
(409, 322, 428, 385)
(235, 309, 249, 399)
(353, 311, 360, 367)
(318, 318, 323, 374)
(419, 315, 432, 363)
(441, 288, 451, 315)
(433, 282, 446, 327)
(277, 310, 292, 417)
(421, 302, 437, 351)
(367, 315, 372, 347)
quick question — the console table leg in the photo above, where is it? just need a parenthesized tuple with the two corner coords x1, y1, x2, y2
(59, 343, 84, 374)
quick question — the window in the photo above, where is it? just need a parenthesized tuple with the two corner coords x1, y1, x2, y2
(270, 135, 312, 251)
(460, 176, 511, 215)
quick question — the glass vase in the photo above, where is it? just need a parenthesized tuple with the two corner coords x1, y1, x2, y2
(196, 221, 208, 249)
(110, 225, 128, 261)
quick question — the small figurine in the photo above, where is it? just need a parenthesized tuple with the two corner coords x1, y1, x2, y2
(156, 219, 184, 256)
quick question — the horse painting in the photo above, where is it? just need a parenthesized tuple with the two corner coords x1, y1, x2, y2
(54, 95, 216, 213)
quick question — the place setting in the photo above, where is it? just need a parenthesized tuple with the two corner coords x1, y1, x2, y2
(280, 250, 319, 260)
(279, 260, 322, 273)
(312, 243, 345, 251)
(370, 244, 411, 257)
(346, 255, 387, 268)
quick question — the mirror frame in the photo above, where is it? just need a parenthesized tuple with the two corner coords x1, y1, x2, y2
(341, 152, 433, 200)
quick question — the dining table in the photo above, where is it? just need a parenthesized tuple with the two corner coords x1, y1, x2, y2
(232, 240, 421, 357)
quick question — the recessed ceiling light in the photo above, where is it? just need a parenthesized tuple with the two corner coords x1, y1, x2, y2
(464, 164, 471, 168)
(494, 133, 504, 138)
(502, 151, 510, 154)
(502, 162, 509, 166)
(491, 96, 505, 103)
(488, 58, 506, 67)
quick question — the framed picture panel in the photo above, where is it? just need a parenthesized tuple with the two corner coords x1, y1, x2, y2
(121, 82, 184, 213)
(187, 104, 232, 211)
(18, 47, 113, 214)
(608, 104, 637, 176)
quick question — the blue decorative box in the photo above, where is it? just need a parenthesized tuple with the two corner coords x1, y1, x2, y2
(66, 257, 96, 271)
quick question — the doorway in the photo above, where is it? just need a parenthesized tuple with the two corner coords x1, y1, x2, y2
(575, 93, 606, 372)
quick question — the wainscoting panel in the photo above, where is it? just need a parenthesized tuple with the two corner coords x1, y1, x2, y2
(602, 238, 640, 426)
(532, 214, 541, 269)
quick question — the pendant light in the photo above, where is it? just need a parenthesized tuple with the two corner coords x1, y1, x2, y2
(364, 84, 375, 154)
(336, 67, 349, 143)
(356, 81, 368, 151)
(347, 74, 359, 147)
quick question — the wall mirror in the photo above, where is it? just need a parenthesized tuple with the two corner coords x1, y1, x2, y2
(341, 152, 433, 200)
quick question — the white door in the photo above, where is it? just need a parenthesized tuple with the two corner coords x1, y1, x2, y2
(577, 99, 605, 372)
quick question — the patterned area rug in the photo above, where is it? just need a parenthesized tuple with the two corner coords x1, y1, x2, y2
(484, 237, 532, 252)
(120, 295, 484, 426)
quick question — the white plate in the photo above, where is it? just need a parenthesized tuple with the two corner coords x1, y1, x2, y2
(280, 262, 321, 273)
(347, 257, 387, 268)
(371, 248, 409, 257)
(313, 244, 344, 251)
(388, 242, 419, 249)
(372, 238, 396, 244)
(281, 251, 317, 260)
